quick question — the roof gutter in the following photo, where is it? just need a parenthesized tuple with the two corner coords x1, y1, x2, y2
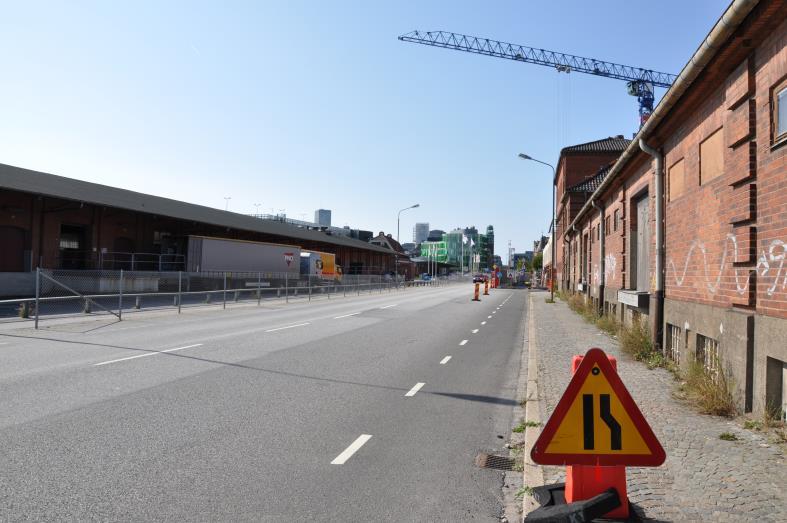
(564, 0, 759, 233)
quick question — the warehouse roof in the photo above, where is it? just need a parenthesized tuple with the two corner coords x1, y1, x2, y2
(0, 162, 394, 254)
(560, 136, 631, 155)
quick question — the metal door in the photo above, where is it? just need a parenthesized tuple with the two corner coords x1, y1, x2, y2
(636, 196, 650, 291)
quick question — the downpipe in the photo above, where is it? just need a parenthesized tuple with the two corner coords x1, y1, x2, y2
(591, 200, 605, 315)
(639, 139, 664, 350)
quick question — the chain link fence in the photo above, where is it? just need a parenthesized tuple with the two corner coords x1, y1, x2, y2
(0, 269, 443, 328)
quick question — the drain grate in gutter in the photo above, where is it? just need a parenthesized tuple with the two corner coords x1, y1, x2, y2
(475, 452, 516, 471)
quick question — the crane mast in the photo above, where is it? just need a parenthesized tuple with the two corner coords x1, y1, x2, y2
(398, 30, 677, 125)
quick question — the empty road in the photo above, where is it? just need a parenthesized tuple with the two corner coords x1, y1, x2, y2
(0, 284, 527, 521)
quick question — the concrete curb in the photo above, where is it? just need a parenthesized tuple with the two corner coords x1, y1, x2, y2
(522, 291, 545, 516)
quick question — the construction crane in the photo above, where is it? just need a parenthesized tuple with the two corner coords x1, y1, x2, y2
(398, 30, 677, 126)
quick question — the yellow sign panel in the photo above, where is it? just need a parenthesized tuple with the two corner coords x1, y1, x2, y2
(545, 364, 650, 455)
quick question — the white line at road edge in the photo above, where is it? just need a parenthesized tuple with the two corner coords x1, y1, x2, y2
(266, 322, 311, 332)
(334, 312, 361, 319)
(472, 329, 479, 334)
(405, 382, 425, 397)
(481, 321, 487, 325)
(439, 356, 452, 365)
(331, 434, 373, 465)
(379, 304, 397, 309)
(94, 344, 203, 366)
(459, 339, 468, 346)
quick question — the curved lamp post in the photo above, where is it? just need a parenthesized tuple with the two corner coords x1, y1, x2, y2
(519, 153, 556, 302)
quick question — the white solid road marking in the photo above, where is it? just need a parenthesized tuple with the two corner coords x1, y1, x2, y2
(481, 321, 487, 325)
(266, 322, 311, 332)
(405, 382, 425, 397)
(334, 312, 361, 319)
(459, 339, 468, 346)
(440, 356, 452, 365)
(94, 343, 203, 366)
(331, 434, 373, 465)
(379, 304, 398, 309)
(472, 329, 479, 334)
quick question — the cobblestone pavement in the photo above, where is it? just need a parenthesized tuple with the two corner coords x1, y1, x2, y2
(530, 292, 786, 522)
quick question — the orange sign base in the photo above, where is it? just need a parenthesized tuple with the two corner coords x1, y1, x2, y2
(565, 354, 629, 519)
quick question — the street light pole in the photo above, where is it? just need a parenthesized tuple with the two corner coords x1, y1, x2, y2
(397, 203, 420, 243)
(396, 203, 419, 280)
(224, 197, 232, 211)
(518, 153, 556, 302)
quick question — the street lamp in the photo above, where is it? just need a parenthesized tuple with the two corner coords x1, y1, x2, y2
(397, 203, 420, 243)
(224, 197, 232, 211)
(396, 203, 420, 280)
(519, 153, 556, 302)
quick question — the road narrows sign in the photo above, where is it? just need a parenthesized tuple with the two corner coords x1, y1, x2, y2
(531, 348, 666, 466)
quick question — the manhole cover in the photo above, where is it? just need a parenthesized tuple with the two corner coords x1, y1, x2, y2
(475, 452, 516, 471)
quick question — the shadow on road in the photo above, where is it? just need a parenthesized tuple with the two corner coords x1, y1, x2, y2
(0, 332, 518, 407)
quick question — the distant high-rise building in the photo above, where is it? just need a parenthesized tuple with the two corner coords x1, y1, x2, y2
(314, 209, 331, 227)
(427, 229, 446, 242)
(413, 222, 429, 243)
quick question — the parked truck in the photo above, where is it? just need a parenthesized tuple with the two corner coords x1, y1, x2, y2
(299, 250, 338, 280)
(186, 235, 301, 275)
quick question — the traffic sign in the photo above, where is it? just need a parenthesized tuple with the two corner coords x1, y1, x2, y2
(531, 348, 665, 466)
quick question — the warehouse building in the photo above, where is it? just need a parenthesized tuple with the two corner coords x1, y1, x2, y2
(0, 163, 396, 295)
(556, 0, 786, 417)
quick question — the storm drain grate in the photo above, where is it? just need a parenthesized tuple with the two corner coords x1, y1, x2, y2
(475, 453, 516, 471)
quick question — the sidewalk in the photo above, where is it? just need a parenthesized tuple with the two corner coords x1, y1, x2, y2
(526, 291, 786, 522)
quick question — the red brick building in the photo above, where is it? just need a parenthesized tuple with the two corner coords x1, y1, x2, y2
(556, 0, 787, 416)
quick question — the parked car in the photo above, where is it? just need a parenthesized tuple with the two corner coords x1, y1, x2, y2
(472, 274, 488, 283)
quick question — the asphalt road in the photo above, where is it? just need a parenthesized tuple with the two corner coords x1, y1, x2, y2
(0, 284, 528, 522)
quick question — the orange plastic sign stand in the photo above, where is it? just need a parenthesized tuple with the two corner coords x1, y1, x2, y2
(531, 348, 665, 467)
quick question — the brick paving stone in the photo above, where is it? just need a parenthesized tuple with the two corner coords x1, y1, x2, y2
(531, 294, 787, 522)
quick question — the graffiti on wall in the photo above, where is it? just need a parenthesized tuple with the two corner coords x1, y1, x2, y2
(668, 234, 786, 296)
(604, 254, 617, 282)
(756, 239, 786, 296)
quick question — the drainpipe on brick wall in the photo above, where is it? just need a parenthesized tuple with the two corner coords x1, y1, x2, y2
(592, 200, 605, 315)
(639, 139, 664, 350)
(563, 225, 576, 292)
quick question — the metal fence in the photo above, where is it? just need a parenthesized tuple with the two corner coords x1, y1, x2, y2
(0, 269, 443, 328)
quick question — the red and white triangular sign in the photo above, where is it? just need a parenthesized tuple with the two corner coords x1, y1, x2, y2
(531, 348, 665, 467)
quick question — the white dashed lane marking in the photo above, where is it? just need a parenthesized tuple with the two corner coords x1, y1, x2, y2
(94, 343, 204, 366)
(331, 434, 372, 465)
(405, 382, 425, 397)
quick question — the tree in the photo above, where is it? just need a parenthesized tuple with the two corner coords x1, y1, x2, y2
(532, 252, 543, 271)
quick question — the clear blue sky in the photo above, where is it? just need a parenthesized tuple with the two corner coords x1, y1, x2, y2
(0, 0, 727, 259)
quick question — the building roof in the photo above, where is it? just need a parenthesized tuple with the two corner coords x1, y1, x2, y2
(0, 162, 393, 255)
(567, 163, 614, 193)
(560, 136, 631, 155)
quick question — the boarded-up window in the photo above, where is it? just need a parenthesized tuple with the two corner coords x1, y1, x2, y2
(668, 158, 685, 201)
(614, 208, 620, 231)
(700, 128, 724, 184)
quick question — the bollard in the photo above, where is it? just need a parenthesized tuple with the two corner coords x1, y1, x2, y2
(564, 353, 629, 520)
(483, 280, 489, 295)
(84, 298, 92, 314)
(135, 296, 141, 309)
(472, 282, 481, 301)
